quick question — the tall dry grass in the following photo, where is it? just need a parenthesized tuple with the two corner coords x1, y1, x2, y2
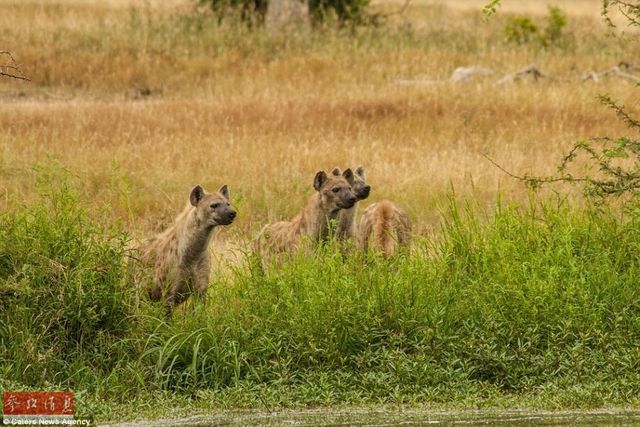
(0, 0, 638, 241)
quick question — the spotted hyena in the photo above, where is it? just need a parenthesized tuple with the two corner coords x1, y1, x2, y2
(332, 165, 371, 242)
(358, 200, 411, 258)
(257, 169, 357, 255)
(142, 184, 236, 315)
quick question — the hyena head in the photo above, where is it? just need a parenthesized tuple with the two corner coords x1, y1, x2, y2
(314, 169, 357, 211)
(332, 165, 370, 201)
(189, 184, 237, 226)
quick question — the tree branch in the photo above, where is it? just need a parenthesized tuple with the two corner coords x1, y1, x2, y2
(0, 51, 30, 81)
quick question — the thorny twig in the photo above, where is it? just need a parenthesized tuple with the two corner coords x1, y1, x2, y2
(483, 151, 595, 190)
(602, 0, 640, 27)
(0, 51, 30, 81)
(484, 94, 640, 197)
(484, 136, 640, 198)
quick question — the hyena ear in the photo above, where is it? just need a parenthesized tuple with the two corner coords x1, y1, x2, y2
(355, 165, 365, 178)
(218, 184, 230, 201)
(342, 168, 355, 185)
(313, 171, 328, 191)
(190, 185, 205, 207)
(331, 167, 341, 176)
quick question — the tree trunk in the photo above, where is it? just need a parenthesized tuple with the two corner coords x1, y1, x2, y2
(266, 0, 309, 27)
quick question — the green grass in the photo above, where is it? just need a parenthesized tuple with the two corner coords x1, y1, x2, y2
(2, 175, 640, 422)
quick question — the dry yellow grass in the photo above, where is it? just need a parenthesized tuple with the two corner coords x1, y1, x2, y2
(393, 0, 600, 17)
(0, 0, 638, 244)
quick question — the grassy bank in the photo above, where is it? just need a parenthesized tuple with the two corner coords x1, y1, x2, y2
(1, 179, 639, 422)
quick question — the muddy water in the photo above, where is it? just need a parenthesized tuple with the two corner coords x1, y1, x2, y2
(105, 408, 640, 426)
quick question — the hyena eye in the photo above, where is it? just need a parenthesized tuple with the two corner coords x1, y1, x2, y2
(332, 187, 340, 193)
(211, 203, 220, 209)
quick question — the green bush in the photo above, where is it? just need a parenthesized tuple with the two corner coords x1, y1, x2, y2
(502, 5, 570, 48)
(541, 6, 568, 46)
(0, 177, 140, 404)
(503, 16, 539, 44)
(307, 0, 371, 25)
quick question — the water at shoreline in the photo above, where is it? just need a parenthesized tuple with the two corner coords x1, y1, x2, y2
(105, 408, 640, 426)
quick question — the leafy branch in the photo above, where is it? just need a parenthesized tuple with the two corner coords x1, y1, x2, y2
(482, 0, 502, 18)
(487, 96, 640, 200)
(602, 0, 640, 27)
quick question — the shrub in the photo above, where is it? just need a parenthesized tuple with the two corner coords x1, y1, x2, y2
(307, 0, 371, 25)
(503, 16, 538, 44)
(502, 5, 570, 48)
(0, 175, 137, 395)
(541, 6, 568, 46)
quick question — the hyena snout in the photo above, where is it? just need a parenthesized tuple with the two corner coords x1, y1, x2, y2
(218, 208, 237, 225)
(356, 184, 371, 200)
(340, 192, 357, 209)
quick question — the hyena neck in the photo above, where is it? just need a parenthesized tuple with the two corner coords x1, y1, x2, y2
(180, 210, 216, 264)
(336, 206, 357, 237)
(303, 193, 340, 241)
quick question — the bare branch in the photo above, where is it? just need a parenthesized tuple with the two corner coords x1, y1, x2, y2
(0, 51, 30, 81)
